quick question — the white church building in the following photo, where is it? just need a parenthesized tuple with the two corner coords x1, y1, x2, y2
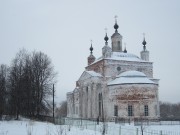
(67, 19, 160, 121)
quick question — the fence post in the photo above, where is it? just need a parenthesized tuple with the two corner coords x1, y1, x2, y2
(86, 121, 87, 129)
(95, 121, 96, 135)
(119, 126, 121, 135)
(160, 130, 162, 135)
(81, 118, 82, 127)
(136, 128, 138, 135)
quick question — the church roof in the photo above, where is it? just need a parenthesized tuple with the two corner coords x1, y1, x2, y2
(109, 52, 142, 61)
(108, 70, 157, 86)
(86, 71, 102, 77)
(117, 70, 146, 77)
(89, 52, 150, 66)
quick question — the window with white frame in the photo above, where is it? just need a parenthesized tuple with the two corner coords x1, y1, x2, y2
(144, 105, 148, 116)
(128, 105, 133, 116)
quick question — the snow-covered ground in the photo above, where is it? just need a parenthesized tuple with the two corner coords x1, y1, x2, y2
(0, 120, 101, 135)
(0, 119, 180, 135)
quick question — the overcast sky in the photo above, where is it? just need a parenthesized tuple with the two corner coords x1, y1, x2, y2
(0, 0, 180, 103)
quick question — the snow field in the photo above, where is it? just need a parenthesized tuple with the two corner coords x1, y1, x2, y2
(0, 120, 101, 135)
(0, 120, 180, 135)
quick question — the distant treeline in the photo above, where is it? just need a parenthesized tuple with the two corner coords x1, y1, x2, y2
(0, 49, 57, 119)
(160, 102, 180, 120)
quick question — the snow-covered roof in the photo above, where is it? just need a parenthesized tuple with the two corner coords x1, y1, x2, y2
(117, 70, 146, 77)
(89, 52, 150, 66)
(108, 70, 157, 86)
(86, 71, 102, 77)
(106, 52, 144, 62)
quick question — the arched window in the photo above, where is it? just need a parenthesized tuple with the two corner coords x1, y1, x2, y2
(118, 41, 121, 50)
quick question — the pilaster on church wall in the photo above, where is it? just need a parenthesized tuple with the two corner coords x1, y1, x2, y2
(67, 93, 74, 117)
(156, 86, 160, 117)
(100, 81, 107, 118)
(92, 83, 98, 118)
(87, 85, 91, 118)
(78, 87, 82, 118)
(82, 87, 86, 118)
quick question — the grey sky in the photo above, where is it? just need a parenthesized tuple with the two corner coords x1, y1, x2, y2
(0, 0, 180, 103)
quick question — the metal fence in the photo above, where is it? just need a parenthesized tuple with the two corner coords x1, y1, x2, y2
(54, 117, 180, 135)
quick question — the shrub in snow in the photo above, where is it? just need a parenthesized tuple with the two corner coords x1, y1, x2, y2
(26, 121, 34, 135)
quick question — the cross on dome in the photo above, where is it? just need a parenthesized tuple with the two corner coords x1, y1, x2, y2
(90, 40, 93, 54)
(114, 15, 118, 23)
(142, 33, 147, 46)
(114, 15, 119, 32)
(104, 28, 109, 43)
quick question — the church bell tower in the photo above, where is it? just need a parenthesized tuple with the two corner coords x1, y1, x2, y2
(88, 41, 96, 65)
(111, 16, 123, 52)
(140, 34, 149, 61)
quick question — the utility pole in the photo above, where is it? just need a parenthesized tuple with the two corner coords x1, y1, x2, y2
(53, 84, 55, 122)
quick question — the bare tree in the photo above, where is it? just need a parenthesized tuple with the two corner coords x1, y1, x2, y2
(0, 64, 8, 118)
(160, 102, 180, 120)
(31, 51, 57, 116)
(8, 49, 28, 119)
(8, 49, 57, 118)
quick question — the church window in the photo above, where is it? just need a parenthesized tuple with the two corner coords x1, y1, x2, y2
(155, 105, 157, 115)
(117, 66, 121, 71)
(144, 105, 149, 116)
(99, 102, 101, 116)
(114, 105, 118, 116)
(86, 87, 88, 97)
(137, 68, 143, 72)
(128, 105, 133, 116)
(76, 106, 78, 114)
(118, 41, 121, 50)
(99, 93, 102, 100)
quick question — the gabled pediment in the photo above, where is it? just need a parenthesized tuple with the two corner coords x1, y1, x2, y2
(78, 70, 102, 81)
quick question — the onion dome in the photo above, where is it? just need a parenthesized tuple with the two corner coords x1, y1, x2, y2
(90, 43, 93, 54)
(114, 23, 119, 32)
(104, 33, 109, 43)
(142, 38, 147, 46)
(142, 33, 147, 46)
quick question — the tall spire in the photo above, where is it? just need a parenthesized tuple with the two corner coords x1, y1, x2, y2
(90, 40, 93, 55)
(88, 40, 95, 65)
(124, 43, 127, 53)
(142, 33, 147, 51)
(140, 33, 149, 61)
(104, 28, 109, 45)
(111, 15, 122, 52)
(114, 15, 119, 32)
(102, 28, 112, 58)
